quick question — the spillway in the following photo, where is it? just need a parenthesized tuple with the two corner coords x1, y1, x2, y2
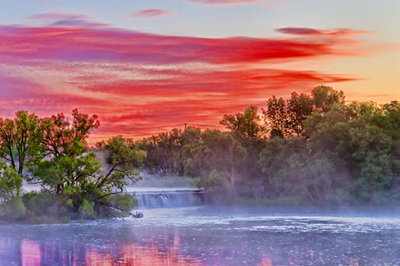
(131, 189, 205, 209)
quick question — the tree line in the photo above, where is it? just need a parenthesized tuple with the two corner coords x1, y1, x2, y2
(1, 85, 399, 222)
(137, 86, 400, 204)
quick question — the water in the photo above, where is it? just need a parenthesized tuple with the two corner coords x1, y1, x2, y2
(1, 192, 400, 265)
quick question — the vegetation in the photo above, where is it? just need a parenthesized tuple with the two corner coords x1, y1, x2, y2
(0, 85, 399, 223)
(0, 109, 144, 222)
(137, 86, 400, 205)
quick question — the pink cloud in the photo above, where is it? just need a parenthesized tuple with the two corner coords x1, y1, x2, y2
(130, 9, 171, 18)
(0, 21, 370, 140)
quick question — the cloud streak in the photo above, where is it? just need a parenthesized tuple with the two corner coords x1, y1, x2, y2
(276, 27, 374, 36)
(28, 12, 108, 27)
(187, 0, 261, 6)
(0, 19, 370, 140)
(130, 9, 171, 18)
(0, 26, 361, 65)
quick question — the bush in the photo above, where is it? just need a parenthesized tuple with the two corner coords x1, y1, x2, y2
(198, 170, 230, 192)
(0, 163, 25, 222)
(0, 197, 26, 221)
(22, 191, 54, 216)
(80, 199, 96, 219)
(0, 162, 22, 202)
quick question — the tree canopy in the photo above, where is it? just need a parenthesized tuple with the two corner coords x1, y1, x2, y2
(0, 110, 143, 221)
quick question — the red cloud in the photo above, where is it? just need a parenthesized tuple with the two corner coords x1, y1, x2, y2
(187, 0, 261, 5)
(130, 9, 171, 18)
(0, 25, 361, 65)
(0, 21, 369, 141)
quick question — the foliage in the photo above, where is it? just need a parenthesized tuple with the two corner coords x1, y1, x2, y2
(0, 109, 141, 222)
(0, 111, 42, 175)
(0, 162, 22, 202)
(22, 191, 56, 217)
(139, 85, 400, 204)
(0, 197, 26, 221)
(197, 170, 230, 193)
(0, 162, 25, 220)
(32, 121, 142, 218)
(220, 105, 265, 142)
(263, 85, 344, 138)
(139, 129, 184, 175)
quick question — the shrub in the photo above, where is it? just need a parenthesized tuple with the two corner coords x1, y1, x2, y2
(0, 197, 26, 221)
(198, 170, 230, 192)
(0, 162, 22, 202)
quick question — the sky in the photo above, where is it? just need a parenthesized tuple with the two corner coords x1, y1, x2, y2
(0, 0, 399, 141)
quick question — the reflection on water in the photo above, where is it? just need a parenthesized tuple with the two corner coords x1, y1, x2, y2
(85, 242, 202, 265)
(1, 206, 400, 265)
(21, 240, 40, 265)
(12, 231, 202, 265)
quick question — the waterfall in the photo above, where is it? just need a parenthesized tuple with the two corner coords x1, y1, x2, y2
(133, 190, 205, 209)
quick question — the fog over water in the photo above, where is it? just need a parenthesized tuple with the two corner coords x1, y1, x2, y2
(1, 197, 400, 265)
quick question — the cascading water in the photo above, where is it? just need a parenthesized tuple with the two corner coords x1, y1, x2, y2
(133, 190, 205, 209)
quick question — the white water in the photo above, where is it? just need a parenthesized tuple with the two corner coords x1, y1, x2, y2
(132, 189, 205, 209)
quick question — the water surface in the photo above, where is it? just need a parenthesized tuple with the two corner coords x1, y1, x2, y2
(1, 205, 400, 265)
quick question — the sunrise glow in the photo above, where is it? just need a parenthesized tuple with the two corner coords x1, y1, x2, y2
(0, 0, 398, 140)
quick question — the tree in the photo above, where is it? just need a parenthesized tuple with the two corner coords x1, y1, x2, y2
(220, 105, 265, 142)
(0, 111, 43, 176)
(41, 109, 100, 159)
(302, 101, 397, 202)
(184, 130, 247, 188)
(32, 110, 139, 218)
(311, 85, 345, 113)
(220, 106, 266, 187)
(97, 136, 145, 190)
(140, 129, 184, 175)
(287, 92, 313, 136)
(0, 161, 25, 220)
(263, 97, 288, 138)
(258, 137, 338, 202)
(0, 161, 22, 203)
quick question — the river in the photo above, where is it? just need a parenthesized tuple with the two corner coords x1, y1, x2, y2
(1, 190, 400, 265)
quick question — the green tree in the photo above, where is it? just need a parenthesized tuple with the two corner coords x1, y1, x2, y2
(0, 162, 25, 220)
(96, 136, 145, 191)
(0, 111, 43, 176)
(32, 111, 139, 218)
(184, 130, 246, 188)
(140, 129, 183, 175)
(263, 97, 288, 138)
(41, 109, 100, 159)
(302, 101, 397, 202)
(258, 137, 338, 202)
(0, 161, 22, 202)
(287, 92, 313, 136)
(220, 105, 265, 142)
(221, 106, 266, 188)
(311, 85, 345, 113)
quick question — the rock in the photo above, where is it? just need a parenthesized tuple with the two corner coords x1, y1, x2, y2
(131, 211, 143, 218)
